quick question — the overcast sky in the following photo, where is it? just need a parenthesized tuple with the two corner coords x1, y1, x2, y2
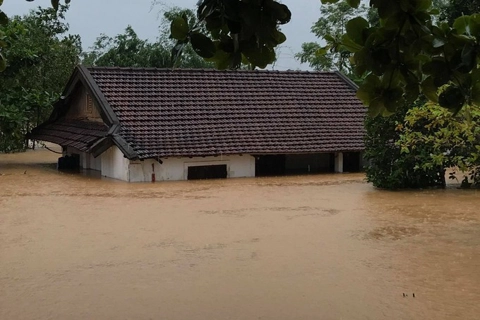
(3, 0, 323, 70)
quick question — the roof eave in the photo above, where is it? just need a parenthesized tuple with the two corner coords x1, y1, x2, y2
(77, 66, 139, 160)
(334, 71, 359, 90)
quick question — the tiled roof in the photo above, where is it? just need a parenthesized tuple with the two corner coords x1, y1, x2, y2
(29, 119, 108, 152)
(93, 67, 366, 159)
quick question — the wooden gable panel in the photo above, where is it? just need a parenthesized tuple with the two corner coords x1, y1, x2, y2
(65, 85, 103, 122)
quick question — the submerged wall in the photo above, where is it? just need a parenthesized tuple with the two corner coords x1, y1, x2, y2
(64, 146, 101, 171)
(100, 146, 129, 181)
(128, 155, 256, 182)
(62, 146, 359, 182)
(66, 145, 255, 182)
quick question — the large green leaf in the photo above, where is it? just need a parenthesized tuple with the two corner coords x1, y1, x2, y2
(423, 60, 450, 87)
(370, 0, 402, 19)
(272, 30, 286, 45)
(368, 97, 385, 117)
(340, 34, 362, 52)
(421, 76, 438, 102)
(414, 0, 432, 12)
(270, 2, 292, 24)
(346, 17, 368, 46)
(0, 53, 6, 72)
(346, 0, 360, 8)
(170, 16, 189, 41)
(404, 83, 420, 104)
(51, 0, 59, 11)
(356, 86, 371, 104)
(438, 85, 465, 113)
(453, 16, 470, 34)
(356, 74, 382, 105)
(0, 11, 7, 26)
(383, 87, 404, 113)
(471, 68, 480, 84)
(190, 33, 216, 58)
(469, 14, 480, 36)
(215, 52, 234, 70)
(456, 44, 476, 73)
(472, 83, 480, 106)
(243, 46, 275, 69)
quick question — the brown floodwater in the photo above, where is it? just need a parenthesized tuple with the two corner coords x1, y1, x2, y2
(1, 147, 479, 320)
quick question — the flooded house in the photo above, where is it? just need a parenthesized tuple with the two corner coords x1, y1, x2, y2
(28, 66, 366, 182)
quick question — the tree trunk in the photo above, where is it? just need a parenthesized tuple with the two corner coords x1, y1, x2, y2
(440, 167, 447, 188)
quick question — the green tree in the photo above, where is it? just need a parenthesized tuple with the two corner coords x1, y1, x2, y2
(362, 0, 480, 189)
(81, 26, 173, 68)
(364, 101, 448, 189)
(82, 8, 213, 69)
(437, 0, 480, 24)
(171, 0, 290, 69)
(0, 0, 69, 71)
(397, 103, 480, 188)
(319, 0, 480, 116)
(0, 5, 80, 152)
(296, 1, 372, 74)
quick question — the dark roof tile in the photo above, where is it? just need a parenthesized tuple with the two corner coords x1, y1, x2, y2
(86, 68, 366, 159)
(29, 119, 108, 152)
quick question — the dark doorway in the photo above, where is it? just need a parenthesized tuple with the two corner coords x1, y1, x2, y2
(343, 152, 361, 172)
(255, 153, 335, 177)
(255, 155, 286, 177)
(187, 164, 228, 180)
(58, 153, 80, 171)
(285, 154, 334, 174)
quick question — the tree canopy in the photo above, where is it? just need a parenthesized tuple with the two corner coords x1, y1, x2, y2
(319, 0, 480, 116)
(171, 0, 290, 69)
(437, 0, 480, 25)
(82, 8, 213, 69)
(357, 0, 480, 189)
(296, 1, 373, 75)
(0, 5, 80, 152)
(0, 0, 71, 71)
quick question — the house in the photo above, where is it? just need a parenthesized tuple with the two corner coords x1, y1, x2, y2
(28, 66, 366, 182)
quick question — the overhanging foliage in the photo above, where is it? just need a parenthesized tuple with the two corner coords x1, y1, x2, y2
(321, 0, 480, 115)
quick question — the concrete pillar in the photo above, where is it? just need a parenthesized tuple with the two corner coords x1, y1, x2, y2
(82, 152, 89, 169)
(335, 152, 343, 173)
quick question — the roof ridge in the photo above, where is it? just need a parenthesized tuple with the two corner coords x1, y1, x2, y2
(85, 65, 336, 75)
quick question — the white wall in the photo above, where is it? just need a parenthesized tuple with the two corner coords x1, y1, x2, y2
(334, 152, 344, 173)
(128, 154, 256, 182)
(100, 146, 129, 181)
(89, 153, 102, 171)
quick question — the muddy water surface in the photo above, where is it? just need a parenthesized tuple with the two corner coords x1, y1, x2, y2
(1, 148, 479, 320)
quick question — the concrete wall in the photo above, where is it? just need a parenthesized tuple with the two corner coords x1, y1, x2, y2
(100, 146, 129, 181)
(61, 147, 357, 182)
(65, 146, 128, 181)
(128, 155, 256, 182)
(64, 146, 255, 182)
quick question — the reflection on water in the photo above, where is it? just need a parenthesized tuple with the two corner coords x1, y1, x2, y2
(1, 147, 479, 320)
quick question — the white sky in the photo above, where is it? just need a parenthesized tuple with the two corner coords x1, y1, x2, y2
(2, 0, 323, 70)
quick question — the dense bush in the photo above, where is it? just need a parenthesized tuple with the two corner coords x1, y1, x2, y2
(364, 104, 445, 189)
